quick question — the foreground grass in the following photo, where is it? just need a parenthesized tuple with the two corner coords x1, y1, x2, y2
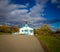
(36, 35, 60, 52)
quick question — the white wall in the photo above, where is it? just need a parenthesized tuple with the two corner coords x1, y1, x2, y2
(19, 27, 34, 35)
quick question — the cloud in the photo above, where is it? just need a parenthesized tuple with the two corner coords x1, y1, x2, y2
(8, 9, 46, 25)
(0, 0, 10, 24)
(11, 9, 28, 14)
(19, 3, 29, 8)
(0, 0, 28, 24)
(51, 0, 58, 3)
(27, 0, 48, 27)
(0, 0, 60, 28)
(51, 0, 60, 3)
(7, 3, 46, 28)
(0, 0, 48, 28)
(51, 0, 60, 8)
(29, 4, 45, 17)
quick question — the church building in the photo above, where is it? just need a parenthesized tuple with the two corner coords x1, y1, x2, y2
(19, 22, 34, 35)
(13, 22, 34, 35)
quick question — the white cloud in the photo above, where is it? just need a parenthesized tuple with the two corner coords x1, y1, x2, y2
(9, 9, 46, 22)
(19, 3, 29, 8)
(29, 4, 45, 17)
(51, 0, 57, 3)
(11, 9, 28, 14)
(51, 0, 60, 9)
(7, 0, 47, 28)
(0, 0, 48, 28)
(51, 0, 60, 3)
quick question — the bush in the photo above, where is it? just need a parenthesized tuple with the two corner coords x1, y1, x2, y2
(34, 24, 53, 35)
(0, 25, 19, 33)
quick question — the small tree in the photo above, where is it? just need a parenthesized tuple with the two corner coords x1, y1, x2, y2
(34, 29, 40, 35)
(39, 24, 52, 35)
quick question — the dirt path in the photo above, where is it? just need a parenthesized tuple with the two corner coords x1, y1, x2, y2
(0, 35, 44, 52)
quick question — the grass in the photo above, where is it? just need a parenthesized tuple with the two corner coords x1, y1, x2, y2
(36, 35, 60, 52)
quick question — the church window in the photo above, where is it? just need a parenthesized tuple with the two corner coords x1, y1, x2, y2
(30, 30, 33, 33)
(25, 30, 28, 32)
(22, 30, 23, 32)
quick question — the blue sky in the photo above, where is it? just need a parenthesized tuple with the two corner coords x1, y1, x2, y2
(0, 0, 60, 29)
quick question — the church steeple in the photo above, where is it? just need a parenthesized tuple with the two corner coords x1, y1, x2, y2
(25, 21, 28, 27)
(25, 21, 28, 24)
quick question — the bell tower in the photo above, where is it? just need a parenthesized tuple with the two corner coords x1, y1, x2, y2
(25, 21, 29, 27)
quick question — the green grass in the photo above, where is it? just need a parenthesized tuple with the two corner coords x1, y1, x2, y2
(36, 35, 60, 52)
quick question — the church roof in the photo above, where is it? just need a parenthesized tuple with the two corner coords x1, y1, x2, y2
(20, 24, 33, 30)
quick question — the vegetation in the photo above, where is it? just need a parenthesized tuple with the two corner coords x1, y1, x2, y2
(34, 24, 53, 35)
(34, 24, 60, 52)
(36, 35, 60, 52)
(55, 29, 60, 34)
(0, 25, 19, 34)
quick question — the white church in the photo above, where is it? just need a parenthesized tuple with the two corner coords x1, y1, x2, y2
(13, 22, 34, 35)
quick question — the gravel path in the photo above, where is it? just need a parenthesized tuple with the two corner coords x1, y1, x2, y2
(0, 35, 44, 52)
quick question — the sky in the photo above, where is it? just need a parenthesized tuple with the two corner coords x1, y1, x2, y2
(0, 0, 60, 29)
